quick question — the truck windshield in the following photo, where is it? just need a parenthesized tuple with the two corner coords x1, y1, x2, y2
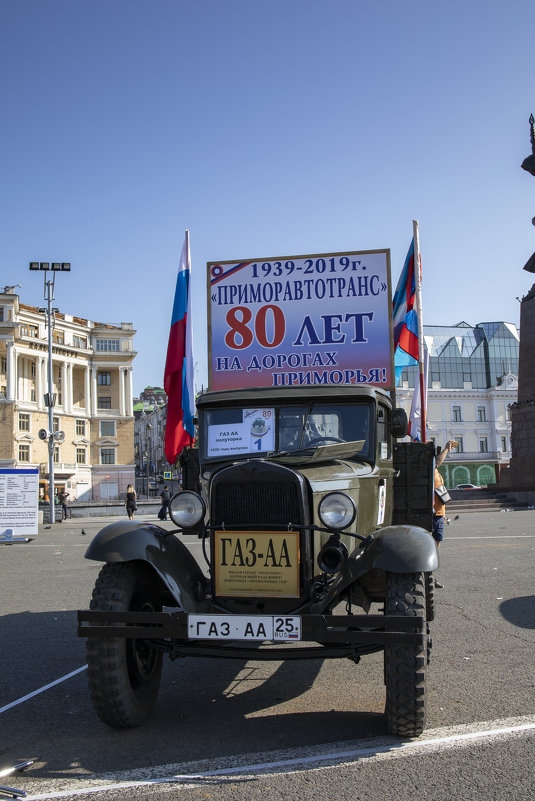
(202, 402, 373, 462)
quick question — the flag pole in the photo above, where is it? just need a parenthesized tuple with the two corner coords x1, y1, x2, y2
(413, 219, 426, 443)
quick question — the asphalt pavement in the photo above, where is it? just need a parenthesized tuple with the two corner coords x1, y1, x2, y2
(1, 508, 534, 801)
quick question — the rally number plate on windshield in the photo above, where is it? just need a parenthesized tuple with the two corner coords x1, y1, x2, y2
(188, 614, 301, 641)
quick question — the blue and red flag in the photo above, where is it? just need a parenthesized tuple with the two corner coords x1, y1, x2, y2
(164, 233, 195, 464)
(392, 238, 419, 384)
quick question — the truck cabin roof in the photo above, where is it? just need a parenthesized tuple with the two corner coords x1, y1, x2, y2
(197, 384, 392, 409)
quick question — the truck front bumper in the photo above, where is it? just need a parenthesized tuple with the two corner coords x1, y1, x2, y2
(77, 610, 426, 661)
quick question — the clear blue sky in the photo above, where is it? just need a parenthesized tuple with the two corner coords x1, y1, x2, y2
(2, 0, 534, 395)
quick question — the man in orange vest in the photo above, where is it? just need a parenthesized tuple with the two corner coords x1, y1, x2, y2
(432, 440, 457, 587)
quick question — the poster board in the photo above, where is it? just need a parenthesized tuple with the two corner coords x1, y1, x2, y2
(0, 468, 39, 542)
(207, 249, 393, 391)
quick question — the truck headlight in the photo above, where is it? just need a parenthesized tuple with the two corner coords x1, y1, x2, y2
(318, 492, 356, 530)
(169, 491, 206, 529)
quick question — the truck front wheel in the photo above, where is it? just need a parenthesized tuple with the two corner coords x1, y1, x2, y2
(384, 571, 427, 737)
(86, 562, 163, 728)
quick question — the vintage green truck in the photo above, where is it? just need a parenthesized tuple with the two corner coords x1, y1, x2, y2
(78, 383, 437, 737)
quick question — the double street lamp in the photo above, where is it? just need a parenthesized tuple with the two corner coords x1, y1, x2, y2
(29, 261, 71, 524)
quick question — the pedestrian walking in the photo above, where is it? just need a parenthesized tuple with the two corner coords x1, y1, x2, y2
(124, 484, 137, 520)
(159, 485, 171, 520)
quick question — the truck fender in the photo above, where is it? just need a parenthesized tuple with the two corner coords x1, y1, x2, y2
(84, 521, 210, 612)
(349, 524, 438, 575)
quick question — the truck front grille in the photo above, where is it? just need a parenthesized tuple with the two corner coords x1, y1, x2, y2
(210, 462, 306, 530)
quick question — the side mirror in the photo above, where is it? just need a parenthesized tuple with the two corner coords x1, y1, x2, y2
(391, 408, 408, 438)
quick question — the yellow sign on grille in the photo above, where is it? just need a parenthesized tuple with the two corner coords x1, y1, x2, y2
(214, 531, 300, 598)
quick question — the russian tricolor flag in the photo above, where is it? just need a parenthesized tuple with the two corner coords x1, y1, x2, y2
(164, 232, 195, 464)
(392, 238, 419, 384)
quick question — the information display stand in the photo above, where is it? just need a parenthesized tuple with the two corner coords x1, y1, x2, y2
(0, 469, 39, 544)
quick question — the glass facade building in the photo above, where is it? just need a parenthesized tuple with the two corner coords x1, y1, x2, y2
(397, 321, 519, 488)
(401, 322, 519, 390)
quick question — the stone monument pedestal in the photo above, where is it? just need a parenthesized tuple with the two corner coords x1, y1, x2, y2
(498, 284, 535, 500)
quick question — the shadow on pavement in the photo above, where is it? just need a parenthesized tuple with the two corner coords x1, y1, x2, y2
(1, 609, 385, 782)
(499, 596, 535, 629)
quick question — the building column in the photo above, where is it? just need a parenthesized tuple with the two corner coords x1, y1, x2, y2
(126, 367, 134, 416)
(91, 366, 97, 416)
(6, 342, 16, 401)
(65, 362, 73, 414)
(60, 361, 67, 410)
(84, 365, 91, 414)
(119, 367, 125, 417)
(36, 356, 44, 410)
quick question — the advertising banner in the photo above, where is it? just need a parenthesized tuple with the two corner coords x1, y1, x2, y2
(0, 468, 39, 542)
(207, 249, 393, 391)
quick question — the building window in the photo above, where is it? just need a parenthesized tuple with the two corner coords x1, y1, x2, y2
(98, 397, 112, 409)
(76, 447, 86, 464)
(52, 330, 64, 344)
(101, 448, 115, 464)
(477, 406, 487, 422)
(479, 437, 488, 453)
(1, 356, 6, 374)
(452, 405, 462, 422)
(97, 371, 111, 386)
(20, 323, 38, 338)
(31, 388, 36, 402)
(100, 421, 115, 437)
(0, 307, 3, 322)
(31, 362, 36, 377)
(53, 446, 60, 463)
(76, 419, 86, 436)
(18, 413, 30, 431)
(501, 436, 507, 451)
(73, 335, 87, 349)
(95, 339, 120, 352)
(454, 437, 464, 453)
(53, 416, 60, 432)
(19, 444, 30, 462)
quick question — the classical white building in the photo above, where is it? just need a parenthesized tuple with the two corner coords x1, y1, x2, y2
(0, 288, 137, 501)
(396, 322, 519, 488)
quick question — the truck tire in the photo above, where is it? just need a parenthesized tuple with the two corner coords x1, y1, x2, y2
(425, 572, 435, 622)
(86, 562, 163, 728)
(384, 571, 426, 737)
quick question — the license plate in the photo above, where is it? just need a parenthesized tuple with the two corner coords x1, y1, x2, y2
(214, 530, 300, 598)
(188, 614, 301, 641)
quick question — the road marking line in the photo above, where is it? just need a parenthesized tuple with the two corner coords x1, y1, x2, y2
(447, 535, 535, 539)
(0, 666, 87, 714)
(22, 717, 535, 800)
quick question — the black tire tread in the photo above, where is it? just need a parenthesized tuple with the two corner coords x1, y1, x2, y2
(86, 562, 162, 729)
(384, 571, 426, 737)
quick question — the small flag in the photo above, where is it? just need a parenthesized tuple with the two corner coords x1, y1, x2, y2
(408, 345, 429, 441)
(164, 232, 195, 464)
(393, 238, 419, 384)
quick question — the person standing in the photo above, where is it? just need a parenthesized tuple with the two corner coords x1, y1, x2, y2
(432, 439, 456, 587)
(160, 485, 171, 520)
(125, 484, 137, 520)
(58, 489, 70, 520)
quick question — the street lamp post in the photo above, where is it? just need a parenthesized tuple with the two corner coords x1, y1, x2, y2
(29, 262, 70, 524)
